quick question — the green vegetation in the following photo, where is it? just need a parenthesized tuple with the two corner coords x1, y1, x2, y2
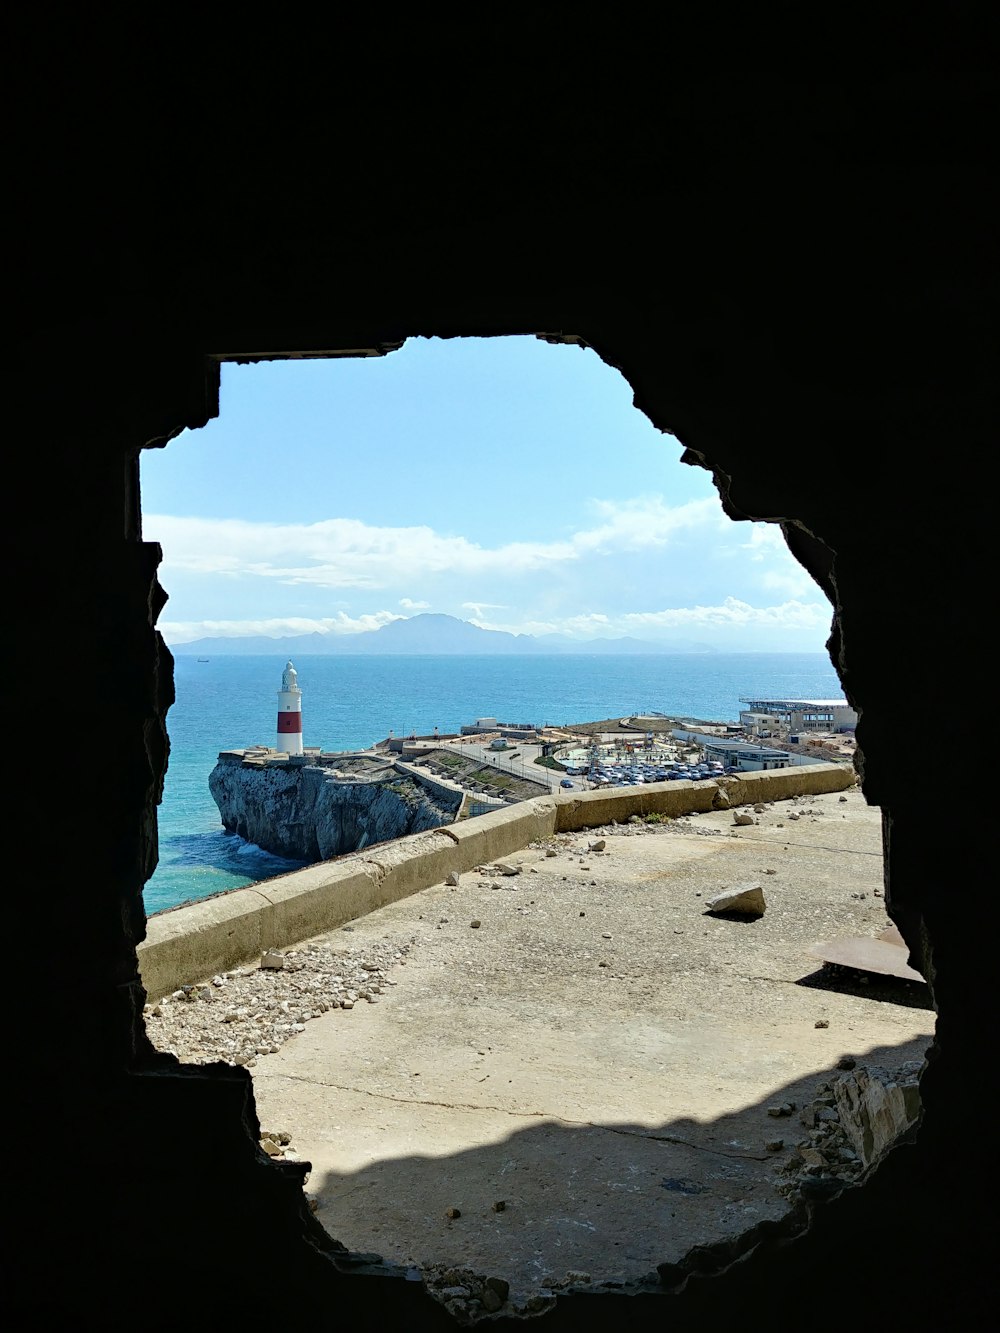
(474, 767, 519, 792)
(434, 753, 463, 771)
(534, 754, 567, 772)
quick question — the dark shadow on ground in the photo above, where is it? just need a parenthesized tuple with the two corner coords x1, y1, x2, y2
(301, 1032, 931, 1312)
(795, 964, 933, 1010)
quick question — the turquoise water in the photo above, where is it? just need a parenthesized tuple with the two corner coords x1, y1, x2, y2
(144, 652, 842, 915)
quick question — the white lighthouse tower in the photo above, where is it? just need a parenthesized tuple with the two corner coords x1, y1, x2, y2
(276, 661, 303, 755)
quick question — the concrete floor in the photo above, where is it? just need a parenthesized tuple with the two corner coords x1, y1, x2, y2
(249, 788, 934, 1304)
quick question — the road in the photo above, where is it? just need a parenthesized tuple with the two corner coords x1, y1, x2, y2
(438, 737, 590, 792)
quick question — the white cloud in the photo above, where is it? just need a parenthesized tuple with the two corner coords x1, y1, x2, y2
(399, 598, 430, 609)
(144, 495, 731, 592)
(467, 598, 829, 640)
(619, 597, 829, 632)
(574, 496, 727, 553)
(462, 601, 509, 619)
(736, 525, 818, 598)
(741, 525, 788, 561)
(158, 611, 403, 644)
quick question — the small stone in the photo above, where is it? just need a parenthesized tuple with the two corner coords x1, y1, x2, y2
(753, 804, 765, 814)
(589, 839, 606, 852)
(445, 871, 460, 886)
(491, 1200, 506, 1212)
(260, 950, 285, 971)
(260, 1138, 283, 1156)
(788, 813, 800, 821)
(546, 848, 557, 857)
(733, 812, 754, 826)
(836, 1055, 857, 1070)
(705, 883, 766, 918)
(598, 961, 608, 968)
(445, 1207, 461, 1219)
(839, 795, 848, 802)
(485, 1276, 510, 1301)
(766, 1139, 784, 1151)
(482, 1289, 503, 1313)
(579, 911, 586, 917)
(815, 1019, 830, 1029)
(495, 862, 520, 876)
(566, 1270, 591, 1284)
(602, 932, 612, 939)
(470, 920, 481, 929)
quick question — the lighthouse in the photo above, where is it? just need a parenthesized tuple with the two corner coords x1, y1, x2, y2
(276, 661, 303, 755)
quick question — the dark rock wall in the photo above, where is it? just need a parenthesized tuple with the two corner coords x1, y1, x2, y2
(13, 31, 995, 1330)
(208, 762, 460, 861)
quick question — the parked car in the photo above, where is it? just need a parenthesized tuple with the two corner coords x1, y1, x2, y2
(560, 778, 574, 788)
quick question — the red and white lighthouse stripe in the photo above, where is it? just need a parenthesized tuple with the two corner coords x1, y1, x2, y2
(276, 660, 303, 755)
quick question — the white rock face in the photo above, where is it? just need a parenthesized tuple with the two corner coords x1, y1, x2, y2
(208, 758, 461, 861)
(833, 1063, 923, 1165)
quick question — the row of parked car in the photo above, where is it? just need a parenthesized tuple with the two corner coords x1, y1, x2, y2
(586, 760, 732, 787)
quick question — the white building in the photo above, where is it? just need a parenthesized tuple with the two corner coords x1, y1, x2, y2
(738, 697, 858, 735)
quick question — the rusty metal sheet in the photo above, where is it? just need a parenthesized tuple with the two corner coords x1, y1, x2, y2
(809, 925, 925, 983)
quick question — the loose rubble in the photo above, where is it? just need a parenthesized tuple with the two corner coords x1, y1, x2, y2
(424, 1262, 603, 1322)
(774, 1061, 923, 1204)
(143, 939, 412, 1067)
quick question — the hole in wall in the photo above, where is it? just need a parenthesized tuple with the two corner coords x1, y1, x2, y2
(137, 335, 932, 1313)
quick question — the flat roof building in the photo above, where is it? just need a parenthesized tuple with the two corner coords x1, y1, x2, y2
(739, 697, 858, 733)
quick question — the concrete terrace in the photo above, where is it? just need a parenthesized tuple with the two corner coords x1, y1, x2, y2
(140, 768, 934, 1310)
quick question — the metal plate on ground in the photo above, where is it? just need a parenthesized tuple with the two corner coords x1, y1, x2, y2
(809, 923, 925, 983)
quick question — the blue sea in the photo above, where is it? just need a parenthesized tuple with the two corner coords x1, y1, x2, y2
(143, 653, 842, 916)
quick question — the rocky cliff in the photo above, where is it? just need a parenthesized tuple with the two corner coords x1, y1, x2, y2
(208, 754, 461, 861)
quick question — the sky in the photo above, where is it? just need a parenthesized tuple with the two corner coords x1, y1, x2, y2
(141, 336, 832, 651)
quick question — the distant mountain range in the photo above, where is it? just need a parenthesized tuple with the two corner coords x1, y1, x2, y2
(171, 613, 717, 657)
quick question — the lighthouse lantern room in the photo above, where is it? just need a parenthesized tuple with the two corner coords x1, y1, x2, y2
(276, 661, 304, 755)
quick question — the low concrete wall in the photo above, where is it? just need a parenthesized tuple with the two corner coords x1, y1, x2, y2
(139, 765, 852, 1000)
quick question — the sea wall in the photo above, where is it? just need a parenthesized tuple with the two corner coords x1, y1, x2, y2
(140, 764, 853, 1000)
(208, 756, 461, 861)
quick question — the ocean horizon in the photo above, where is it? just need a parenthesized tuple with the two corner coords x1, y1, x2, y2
(143, 651, 843, 916)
